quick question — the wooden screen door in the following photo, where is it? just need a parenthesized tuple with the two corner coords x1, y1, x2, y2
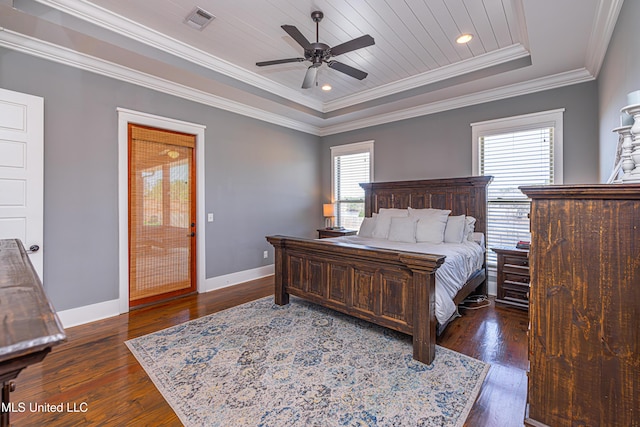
(128, 124, 196, 306)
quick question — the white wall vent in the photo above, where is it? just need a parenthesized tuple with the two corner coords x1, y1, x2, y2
(184, 7, 215, 31)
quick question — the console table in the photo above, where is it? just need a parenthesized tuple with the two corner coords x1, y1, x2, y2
(0, 239, 66, 427)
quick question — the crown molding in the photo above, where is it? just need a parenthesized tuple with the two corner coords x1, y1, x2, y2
(1, 25, 596, 138)
(319, 69, 595, 136)
(323, 44, 530, 113)
(32, 0, 324, 112)
(0, 28, 320, 136)
(585, 0, 624, 77)
(29, 0, 618, 119)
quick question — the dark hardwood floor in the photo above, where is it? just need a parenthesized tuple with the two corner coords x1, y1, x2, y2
(9, 277, 529, 426)
(444, 299, 529, 427)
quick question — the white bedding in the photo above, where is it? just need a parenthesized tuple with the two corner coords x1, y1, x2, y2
(321, 235, 485, 325)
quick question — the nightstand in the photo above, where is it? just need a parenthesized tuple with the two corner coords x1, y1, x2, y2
(492, 246, 530, 310)
(317, 228, 357, 239)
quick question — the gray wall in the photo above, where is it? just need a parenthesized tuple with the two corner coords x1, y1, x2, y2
(0, 40, 605, 313)
(321, 82, 600, 201)
(0, 47, 321, 311)
(598, 0, 640, 182)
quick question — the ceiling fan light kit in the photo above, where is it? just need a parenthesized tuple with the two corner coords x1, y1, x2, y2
(256, 11, 375, 89)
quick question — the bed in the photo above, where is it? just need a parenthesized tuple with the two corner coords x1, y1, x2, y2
(266, 176, 491, 364)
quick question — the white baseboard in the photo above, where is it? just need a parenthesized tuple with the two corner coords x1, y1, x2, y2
(56, 298, 121, 328)
(203, 264, 274, 293)
(487, 267, 497, 296)
(56, 265, 275, 328)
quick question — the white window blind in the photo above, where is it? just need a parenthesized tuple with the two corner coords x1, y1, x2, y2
(331, 141, 374, 229)
(481, 128, 552, 261)
(472, 110, 563, 266)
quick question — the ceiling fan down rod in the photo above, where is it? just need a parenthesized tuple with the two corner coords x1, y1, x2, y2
(311, 11, 323, 43)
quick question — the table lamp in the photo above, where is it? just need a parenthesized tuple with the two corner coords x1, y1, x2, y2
(323, 203, 335, 229)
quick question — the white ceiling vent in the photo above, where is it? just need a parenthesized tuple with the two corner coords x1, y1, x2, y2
(184, 7, 215, 31)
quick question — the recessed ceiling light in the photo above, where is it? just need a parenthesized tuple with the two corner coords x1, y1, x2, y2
(456, 34, 473, 44)
(321, 84, 332, 91)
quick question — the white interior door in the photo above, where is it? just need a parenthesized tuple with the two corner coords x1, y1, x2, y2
(0, 88, 44, 278)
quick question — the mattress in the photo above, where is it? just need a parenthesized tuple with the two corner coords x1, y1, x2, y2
(322, 235, 485, 325)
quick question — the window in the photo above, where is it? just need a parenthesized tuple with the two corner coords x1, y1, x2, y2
(331, 141, 374, 229)
(472, 109, 563, 265)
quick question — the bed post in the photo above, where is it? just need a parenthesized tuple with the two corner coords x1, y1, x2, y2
(361, 183, 373, 217)
(266, 236, 289, 306)
(471, 176, 492, 297)
(399, 253, 445, 365)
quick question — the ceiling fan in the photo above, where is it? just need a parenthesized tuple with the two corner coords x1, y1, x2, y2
(256, 11, 375, 89)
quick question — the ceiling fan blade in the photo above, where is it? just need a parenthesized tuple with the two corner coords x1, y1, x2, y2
(330, 35, 375, 56)
(302, 66, 318, 89)
(328, 61, 368, 80)
(256, 58, 305, 67)
(281, 25, 312, 49)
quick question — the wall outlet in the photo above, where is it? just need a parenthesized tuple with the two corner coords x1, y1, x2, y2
(207, 213, 214, 222)
(263, 250, 268, 259)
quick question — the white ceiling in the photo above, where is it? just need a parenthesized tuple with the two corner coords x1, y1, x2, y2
(0, 0, 624, 135)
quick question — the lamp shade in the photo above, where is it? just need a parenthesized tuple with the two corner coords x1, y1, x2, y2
(323, 203, 335, 217)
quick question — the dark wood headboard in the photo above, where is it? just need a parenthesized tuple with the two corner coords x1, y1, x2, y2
(360, 176, 493, 236)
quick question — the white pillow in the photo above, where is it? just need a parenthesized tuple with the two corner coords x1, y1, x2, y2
(465, 216, 477, 241)
(408, 207, 451, 218)
(371, 208, 409, 239)
(358, 217, 376, 238)
(416, 214, 449, 244)
(387, 217, 417, 243)
(379, 208, 409, 216)
(444, 214, 466, 243)
(471, 232, 485, 247)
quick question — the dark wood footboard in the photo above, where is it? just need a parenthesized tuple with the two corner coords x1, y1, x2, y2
(266, 235, 445, 364)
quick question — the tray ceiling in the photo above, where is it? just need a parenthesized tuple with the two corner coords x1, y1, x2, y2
(0, 0, 623, 135)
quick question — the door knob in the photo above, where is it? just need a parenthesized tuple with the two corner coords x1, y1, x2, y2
(27, 244, 40, 254)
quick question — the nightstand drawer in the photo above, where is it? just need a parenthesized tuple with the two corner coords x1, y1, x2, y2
(503, 255, 529, 268)
(503, 265, 529, 276)
(503, 279, 529, 293)
(502, 284, 529, 304)
(504, 272, 530, 284)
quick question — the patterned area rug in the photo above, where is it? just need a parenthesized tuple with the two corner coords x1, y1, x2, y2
(126, 297, 489, 426)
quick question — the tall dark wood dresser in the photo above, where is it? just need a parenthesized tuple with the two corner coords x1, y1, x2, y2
(520, 184, 639, 427)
